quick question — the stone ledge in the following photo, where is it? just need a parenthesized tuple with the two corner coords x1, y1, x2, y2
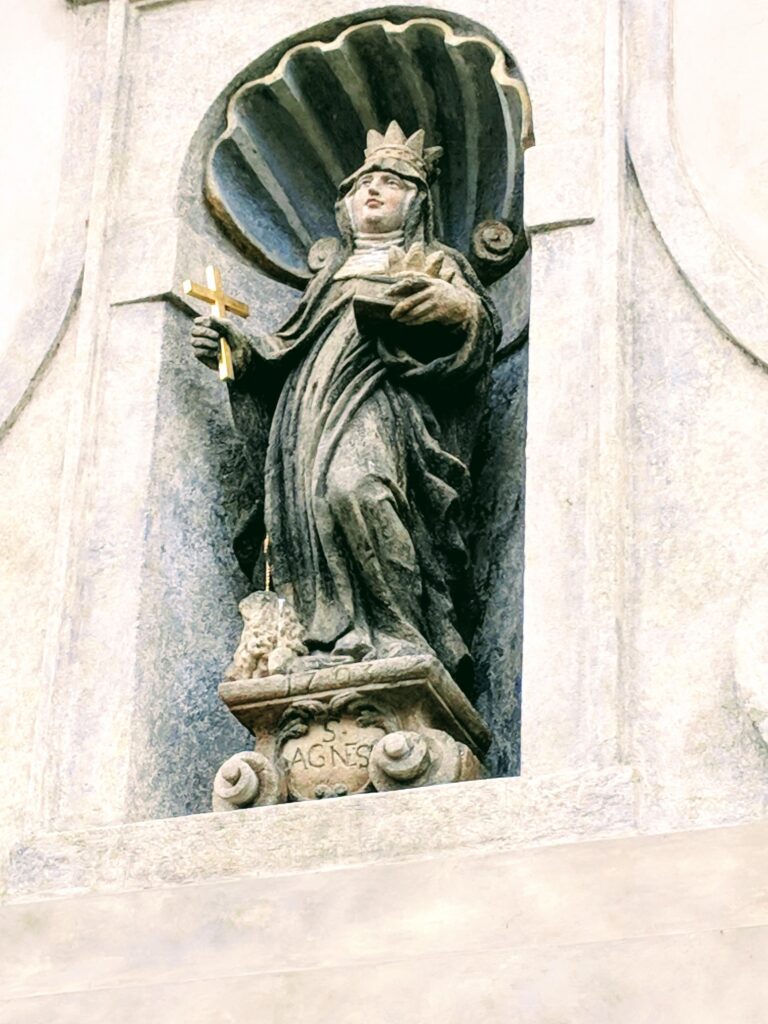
(6, 767, 637, 901)
(1, 817, 768, 1022)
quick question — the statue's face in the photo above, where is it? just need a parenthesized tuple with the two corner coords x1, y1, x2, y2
(348, 170, 417, 234)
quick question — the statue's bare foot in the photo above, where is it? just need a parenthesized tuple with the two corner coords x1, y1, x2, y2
(364, 634, 434, 662)
(332, 629, 374, 660)
(287, 650, 355, 673)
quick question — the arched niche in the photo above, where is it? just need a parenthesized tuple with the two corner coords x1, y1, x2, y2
(203, 13, 532, 289)
(151, 8, 533, 812)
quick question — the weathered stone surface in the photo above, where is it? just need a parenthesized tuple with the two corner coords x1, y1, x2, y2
(215, 655, 489, 803)
(280, 714, 386, 801)
(211, 751, 285, 810)
(472, 295, 528, 775)
(623, 174, 768, 831)
(2, 0, 607, 835)
(193, 120, 511, 705)
(7, 768, 637, 899)
(221, 656, 489, 746)
(223, 592, 307, 681)
(2, 16, 768, 1024)
(205, 19, 530, 287)
(0, 303, 78, 886)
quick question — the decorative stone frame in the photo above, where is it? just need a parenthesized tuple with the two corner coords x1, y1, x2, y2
(18, 0, 628, 839)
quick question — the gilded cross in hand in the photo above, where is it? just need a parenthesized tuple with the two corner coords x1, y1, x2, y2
(182, 265, 250, 381)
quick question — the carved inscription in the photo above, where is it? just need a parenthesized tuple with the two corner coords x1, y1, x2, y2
(281, 718, 385, 800)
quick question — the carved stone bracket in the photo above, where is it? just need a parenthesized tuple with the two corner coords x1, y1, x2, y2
(212, 655, 490, 808)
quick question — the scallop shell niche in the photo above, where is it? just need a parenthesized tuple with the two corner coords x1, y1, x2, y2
(205, 16, 533, 288)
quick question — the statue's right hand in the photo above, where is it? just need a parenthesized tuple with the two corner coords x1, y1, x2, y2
(190, 316, 222, 370)
(190, 315, 252, 377)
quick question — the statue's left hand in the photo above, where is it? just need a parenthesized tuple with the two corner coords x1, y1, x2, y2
(387, 273, 477, 328)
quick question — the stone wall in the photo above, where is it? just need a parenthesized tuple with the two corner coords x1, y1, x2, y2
(1, 0, 767, 1018)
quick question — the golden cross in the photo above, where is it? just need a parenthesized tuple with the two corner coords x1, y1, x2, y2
(182, 265, 250, 381)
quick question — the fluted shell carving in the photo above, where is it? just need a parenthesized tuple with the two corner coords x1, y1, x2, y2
(205, 17, 532, 288)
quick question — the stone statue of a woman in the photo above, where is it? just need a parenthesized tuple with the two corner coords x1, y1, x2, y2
(190, 123, 501, 694)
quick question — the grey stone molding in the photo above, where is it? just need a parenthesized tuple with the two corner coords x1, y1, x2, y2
(7, 768, 636, 900)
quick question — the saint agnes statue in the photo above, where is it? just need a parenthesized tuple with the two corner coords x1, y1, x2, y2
(191, 123, 501, 693)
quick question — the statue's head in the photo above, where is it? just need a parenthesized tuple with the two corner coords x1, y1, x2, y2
(346, 169, 417, 235)
(336, 122, 442, 244)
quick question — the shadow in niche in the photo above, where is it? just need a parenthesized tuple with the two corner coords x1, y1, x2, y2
(473, 310, 529, 778)
(133, 6, 531, 818)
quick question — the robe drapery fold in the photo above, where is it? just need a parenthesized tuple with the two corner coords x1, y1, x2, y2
(227, 244, 501, 689)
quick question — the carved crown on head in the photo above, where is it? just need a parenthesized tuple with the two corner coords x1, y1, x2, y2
(364, 121, 443, 182)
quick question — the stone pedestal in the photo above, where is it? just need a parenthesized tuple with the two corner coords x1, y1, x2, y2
(213, 655, 490, 808)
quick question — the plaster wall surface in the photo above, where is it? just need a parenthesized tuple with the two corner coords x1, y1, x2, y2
(0, 316, 77, 882)
(0, 0, 71, 353)
(624, 180, 768, 830)
(673, 0, 768, 275)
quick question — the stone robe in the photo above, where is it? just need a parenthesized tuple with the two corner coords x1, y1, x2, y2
(228, 244, 500, 689)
